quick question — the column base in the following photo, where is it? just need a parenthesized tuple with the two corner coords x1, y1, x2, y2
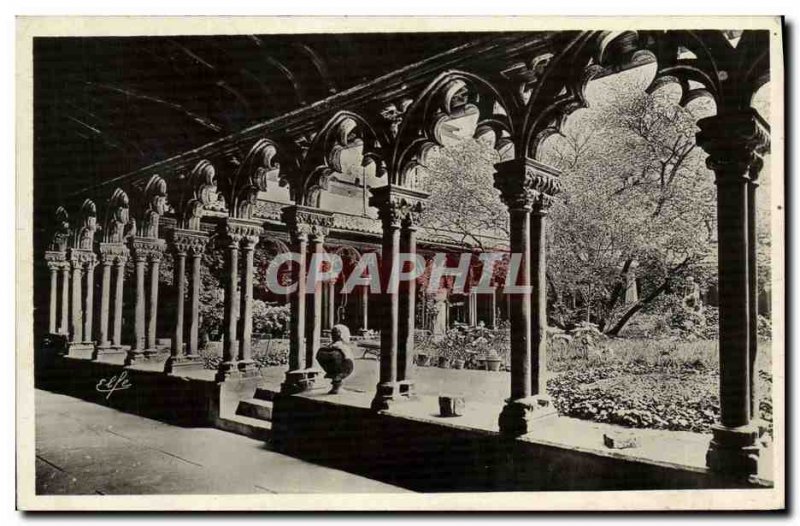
(124, 349, 145, 366)
(66, 342, 96, 360)
(706, 423, 761, 478)
(370, 380, 416, 411)
(498, 395, 558, 436)
(92, 344, 127, 360)
(163, 355, 204, 374)
(143, 347, 169, 360)
(280, 368, 322, 394)
(237, 359, 260, 377)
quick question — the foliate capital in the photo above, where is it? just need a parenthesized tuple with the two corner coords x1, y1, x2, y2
(281, 205, 334, 242)
(493, 157, 564, 212)
(369, 185, 429, 228)
(131, 237, 166, 263)
(98, 243, 129, 265)
(44, 250, 66, 271)
(172, 228, 209, 257)
(223, 218, 263, 249)
(67, 248, 96, 269)
(696, 110, 770, 183)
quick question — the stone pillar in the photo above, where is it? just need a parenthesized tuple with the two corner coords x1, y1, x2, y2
(126, 238, 163, 365)
(490, 288, 497, 328)
(360, 285, 369, 333)
(44, 252, 64, 334)
(369, 185, 427, 410)
(69, 252, 84, 343)
(238, 230, 261, 376)
(494, 158, 562, 435)
(82, 255, 97, 343)
(697, 110, 769, 478)
(164, 241, 187, 373)
(145, 250, 164, 355)
(468, 290, 478, 326)
(112, 254, 126, 347)
(59, 262, 70, 335)
(186, 235, 208, 360)
(747, 175, 760, 419)
(306, 233, 326, 368)
(397, 220, 418, 387)
(326, 280, 336, 330)
(280, 205, 333, 393)
(217, 231, 241, 381)
(97, 252, 113, 346)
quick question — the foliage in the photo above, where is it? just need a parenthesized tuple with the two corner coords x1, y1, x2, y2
(198, 338, 289, 370)
(416, 321, 511, 368)
(252, 302, 290, 338)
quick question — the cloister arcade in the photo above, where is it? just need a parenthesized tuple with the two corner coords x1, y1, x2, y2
(36, 30, 772, 482)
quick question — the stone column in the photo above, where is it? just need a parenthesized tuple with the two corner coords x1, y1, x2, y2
(82, 255, 97, 343)
(126, 239, 150, 364)
(397, 220, 418, 387)
(369, 185, 427, 410)
(494, 158, 562, 435)
(165, 241, 187, 373)
(59, 262, 70, 335)
(216, 231, 241, 381)
(360, 285, 369, 333)
(306, 232, 326, 369)
(468, 290, 478, 326)
(238, 230, 261, 376)
(69, 252, 84, 343)
(280, 205, 333, 393)
(326, 280, 336, 330)
(697, 110, 769, 478)
(97, 251, 113, 346)
(747, 175, 760, 419)
(145, 250, 164, 355)
(186, 236, 208, 359)
(530, 193, 556, 398)
(44, 252, 64, 334)
(112, 253, 126, 347)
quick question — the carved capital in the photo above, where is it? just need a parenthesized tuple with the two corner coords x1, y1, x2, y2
(281, 205, 334, 242)
(224, 218, 263, 249)
(172, 228, 210, 257)
(68, 248, 96, 269)
(44, 250, 66, 271)
(131, 237, 166, 263)
(493, 157, 564, 212)
(696, 110, 770, 184)
(98, 243, 129, 265)
(369, 185, 429, 229)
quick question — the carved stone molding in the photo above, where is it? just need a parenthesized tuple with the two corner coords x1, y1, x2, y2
(696, 110, 771, 183)
(68, 248, 97, 269)
(98, 243, 130, 265)
(171, 228, 210, 256)
(44, 250, 66, 271)
(130, 237, 167, 262)
(222, 218, 264, 248)
(281, 205, 334, 241)
(493, 157, 564, 212)
(368, 185, 429, 228)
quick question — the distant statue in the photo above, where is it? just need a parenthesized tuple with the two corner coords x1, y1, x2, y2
(316, 324, 355, 394)
(682, 276, 703, 313)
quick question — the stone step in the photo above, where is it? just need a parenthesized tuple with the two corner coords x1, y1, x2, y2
(236, 398, 274, 421)
(254, 387, 279, 402)
(216, 414, 272, 442)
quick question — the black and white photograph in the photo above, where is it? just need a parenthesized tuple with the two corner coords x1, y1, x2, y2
(15, 16, 785, 511)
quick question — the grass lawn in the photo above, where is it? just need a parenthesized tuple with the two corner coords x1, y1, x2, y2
(547, 338, 774, 435)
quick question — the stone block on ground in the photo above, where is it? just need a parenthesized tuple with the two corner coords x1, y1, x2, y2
(439, 394, 465, 417)
(603, 430, 640, 449)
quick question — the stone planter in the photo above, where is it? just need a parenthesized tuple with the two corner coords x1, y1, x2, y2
(415, 353, 430, 367)
(485, 356, 502, 371)
(437, 356, 450, 368)
(451, 358, 465, 370)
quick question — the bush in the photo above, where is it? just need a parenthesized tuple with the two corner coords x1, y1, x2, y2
(198, 338, 289, 370)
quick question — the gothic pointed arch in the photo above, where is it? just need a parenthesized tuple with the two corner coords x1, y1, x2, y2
(175, 159, 223, 229)
(225, 138, 280, 219)
(72, 198, 99, 250)
(48, 206, 71, 252)
(133, 174, 168, 238)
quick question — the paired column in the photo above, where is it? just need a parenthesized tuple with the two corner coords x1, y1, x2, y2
(95, 244, 127, 354)
(59, 260, 70, 335)
(165, 229, 209, 374)
(126, 237, 165, 366)
(305, 232, 326, 368)
(44, 251, 66, 334)
(697, 110, 769, 478)
(280, 205, 333, 393)
(369, 185, 427, 410)
(112, 253, 127, 347)
(69, 252, 84, 343)
(215, 218, 263, 382)
(494, 158, 562, 435)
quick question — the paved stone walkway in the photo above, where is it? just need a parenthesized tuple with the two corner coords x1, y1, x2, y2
(35, 389, 407, 495)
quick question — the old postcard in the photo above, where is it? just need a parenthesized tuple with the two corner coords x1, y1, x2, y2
(16, 16, 785, 511)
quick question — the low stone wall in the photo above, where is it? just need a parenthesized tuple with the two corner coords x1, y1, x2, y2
(271, 393, 768, 492)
